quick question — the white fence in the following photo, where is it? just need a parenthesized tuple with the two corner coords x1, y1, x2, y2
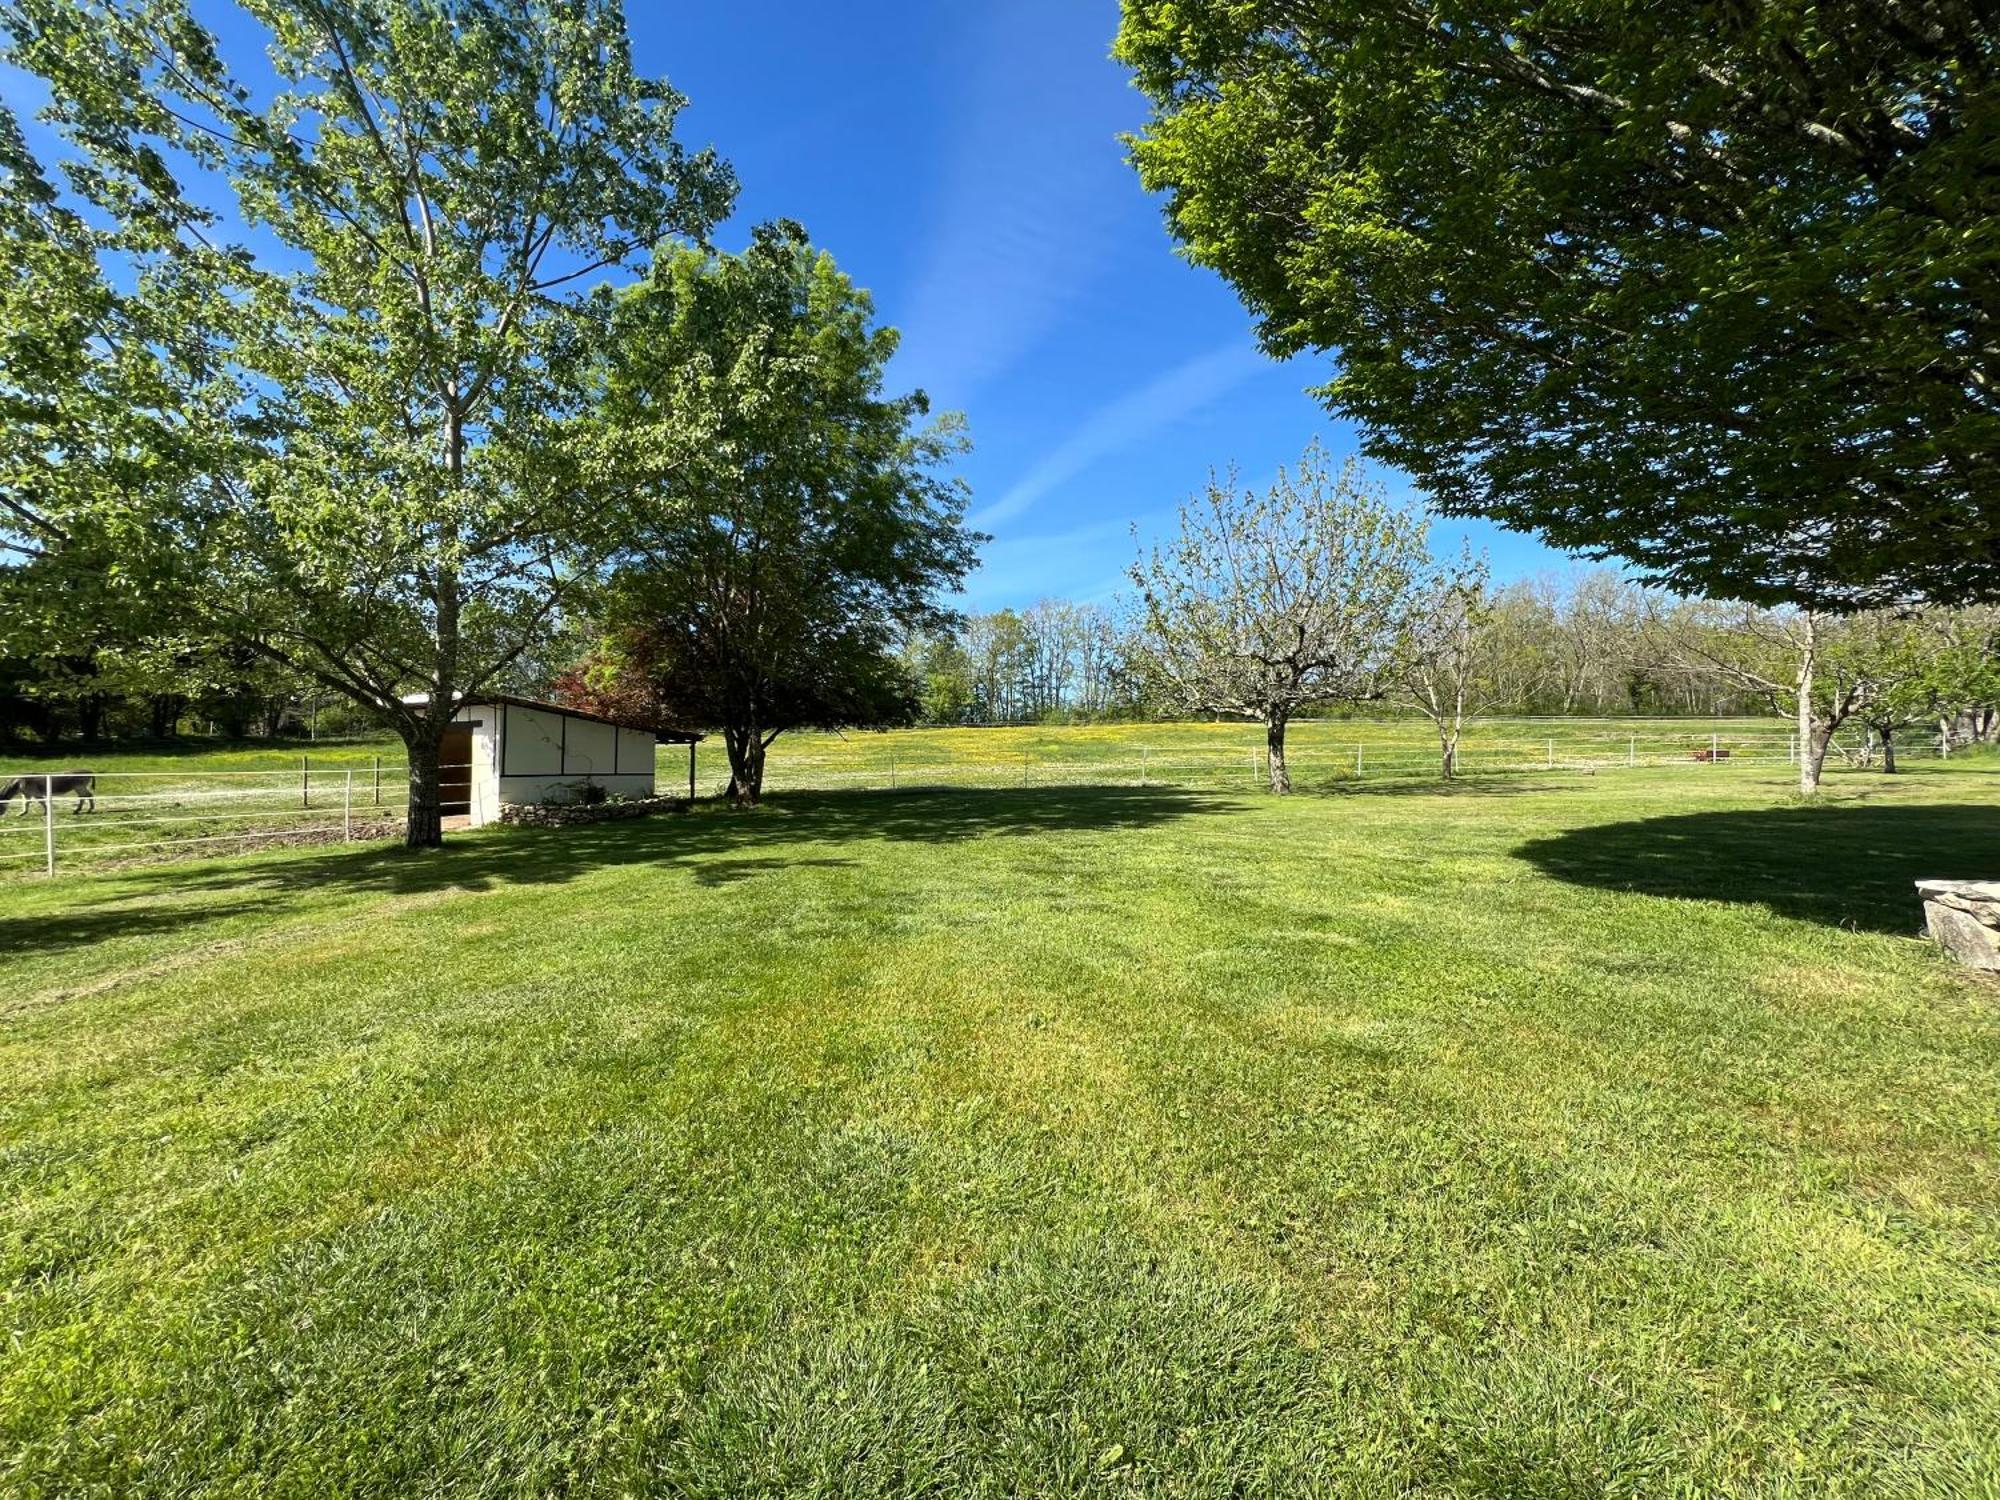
(0, 765, 407, 876)
(0, 723, 1953, 877)
(730, 727, 1941, 796)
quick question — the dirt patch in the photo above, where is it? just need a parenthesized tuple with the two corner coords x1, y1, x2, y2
(93, 819, 408, 869)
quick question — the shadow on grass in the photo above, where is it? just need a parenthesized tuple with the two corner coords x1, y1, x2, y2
(0, 897, 286, 962)
(1289, 770, 1572, 800)
(689, 856, 856, 888)
(2, 785, 1234, 958)
(1517, 801, 2000, 934)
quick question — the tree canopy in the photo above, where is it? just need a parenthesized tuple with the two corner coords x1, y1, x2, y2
(0, 99, 223, 660)
(1116, 0, 2000, 609)
(3, 0, 735, 843)
(567, 223, 977, 804)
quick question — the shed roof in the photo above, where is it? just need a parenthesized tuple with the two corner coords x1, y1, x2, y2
(404, 692, 703, 743)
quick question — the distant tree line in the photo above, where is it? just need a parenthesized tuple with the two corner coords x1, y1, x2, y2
(903, 569, 2000, 746)
(1117, 446, 2000, 794)
(1, 641, 318, 746)
(903, 601, 1140, 726)
(0, 623, 589, 748)
(0, 559, 1772, 746)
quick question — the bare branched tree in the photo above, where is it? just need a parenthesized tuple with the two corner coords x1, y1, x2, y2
(1400, 553, 1495, 778)
(1131, 445, 1440, 793)
(1651, 605, 1930, 794)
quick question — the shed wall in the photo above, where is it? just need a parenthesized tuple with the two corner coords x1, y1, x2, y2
(452, 699, 658, 824)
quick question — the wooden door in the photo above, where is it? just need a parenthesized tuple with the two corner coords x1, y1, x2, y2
(439, 725, 473, 816)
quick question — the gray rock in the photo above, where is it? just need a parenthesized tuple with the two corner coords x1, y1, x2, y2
(1916, 880, 2000, 971)
(497, 795, 689, 828)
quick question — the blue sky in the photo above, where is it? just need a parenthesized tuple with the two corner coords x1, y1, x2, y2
(12, 0, 1580, 611)
(648, 2, 1576, 609)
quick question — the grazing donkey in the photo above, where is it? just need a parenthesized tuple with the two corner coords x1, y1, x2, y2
(0, 771, 96, 815)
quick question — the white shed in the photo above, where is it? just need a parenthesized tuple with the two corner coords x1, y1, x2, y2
(425, 694, 700, 827)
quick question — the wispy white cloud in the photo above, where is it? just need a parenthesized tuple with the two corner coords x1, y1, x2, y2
(893, 2, 1133, 403)
(960, 510, 1159, 611)
(967, 341, 1267, 531)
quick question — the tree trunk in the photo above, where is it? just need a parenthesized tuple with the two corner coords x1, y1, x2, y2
(405, 730, 445, 850)
(1800, 727, 1832, 792)
(1266, 714, 1291, 794)
(1440, 735, 1457, 780)
(1796, 618, 1824, 796)
(411, 401, 469, 851)
(76, 694, 108, 742)
(1881, 727, 1897, 774)
(724, 723, 766, 806)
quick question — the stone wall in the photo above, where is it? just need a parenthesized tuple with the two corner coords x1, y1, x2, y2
(496, 795, 689, 829)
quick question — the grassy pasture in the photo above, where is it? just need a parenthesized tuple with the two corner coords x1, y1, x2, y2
(718, 715, 1817, 795)
(2, 749, 1997, 1496)
(0, 740, 408, 874)
(0, 716, 1860, 873)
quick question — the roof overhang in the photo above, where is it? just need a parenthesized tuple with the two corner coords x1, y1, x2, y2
(400, 692, 704, 743)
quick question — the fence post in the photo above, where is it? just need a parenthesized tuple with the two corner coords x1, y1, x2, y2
(1356, 743, 1364, 775)
(1789, 734, 1797, 764)
(302, 755, 310, 809)
(373, 755, 381, 805)
(43, 775, 54, 877)
(1711, 733, 1719, 764)
(889, 751, 897, 790)
(1547, 738, 1554, 769)
(1141, 745, 1149, 786)
(343, 770, 353, 841)
(1628, 735, 1635, 767)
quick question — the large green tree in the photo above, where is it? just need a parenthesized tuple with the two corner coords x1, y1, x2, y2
(4, 0, 734, 844)
(571, 223, 977, 804)
(0, 98, 226, 664)
(1117, 1, 2000, 608)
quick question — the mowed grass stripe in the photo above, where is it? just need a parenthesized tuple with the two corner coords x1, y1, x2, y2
(1, 765, 1997, 1494)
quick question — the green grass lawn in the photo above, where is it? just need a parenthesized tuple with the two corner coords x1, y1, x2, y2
(715, 715, 1829, 794)
(0, 715, 1872, 874)
(0, 737, 409, 874)
(2, 759, 1997, 1495)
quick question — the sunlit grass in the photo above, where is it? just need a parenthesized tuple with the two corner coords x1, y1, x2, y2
(702, 715, 1815, 794)
(1, 716, 1846, 875)
(1, 758, 1996, 1494)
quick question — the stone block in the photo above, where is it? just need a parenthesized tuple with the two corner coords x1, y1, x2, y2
(1916, 879, 2000, 971)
